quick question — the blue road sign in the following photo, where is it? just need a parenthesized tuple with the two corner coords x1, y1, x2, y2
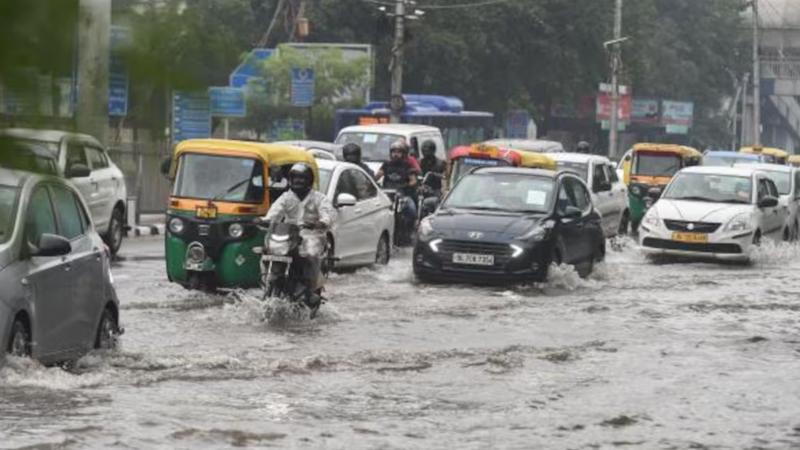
(230, 49, 274, 88)
(172, 91, 211, 144)
(109, 25, 129, 116)
(291, 68, 315, 107)
(209, 87, 246, 117)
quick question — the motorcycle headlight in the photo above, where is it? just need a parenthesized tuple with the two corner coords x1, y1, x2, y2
(725, 213, 752, 232)
(642, 209, 660, 228)
(268, 240, 291, 256)
(168, 217, 184, 234)
(228, 223, 244, 238)
(419, 218, 434, 238)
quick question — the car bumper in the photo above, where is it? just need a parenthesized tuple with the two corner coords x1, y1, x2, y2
(412, 239, 549, 284)
(639, 224, 753, 261)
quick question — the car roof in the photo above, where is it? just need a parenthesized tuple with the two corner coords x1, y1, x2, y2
(483, 139, 564, 152)
(0, 127, 96, 144)
(273, 140, 341, 150)
(679, 166, 760, 177)
(733, 162, 793, 173)
(472, 167, 559, 178)
(338, 124, 440, 135)
(544, 152, 610, 164)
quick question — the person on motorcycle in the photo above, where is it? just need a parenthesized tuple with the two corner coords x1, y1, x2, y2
(376, 139, 418, 224)
(341, 143, 375, 179)
(575, 140, 592, 154)
(263, 163, 336, 307)
(419, 140, 446, 193)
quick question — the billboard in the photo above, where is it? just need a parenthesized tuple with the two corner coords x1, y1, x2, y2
(661, 100, 694, 134)
(596, 84, 632, 122)
(631, 98, 659, 124)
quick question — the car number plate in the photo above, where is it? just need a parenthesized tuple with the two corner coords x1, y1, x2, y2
(196, 206, 218, 219)
(672, 232, 708, 243)
(452, 253, 494, 266)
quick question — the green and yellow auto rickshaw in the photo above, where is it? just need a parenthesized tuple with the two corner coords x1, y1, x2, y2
(164, 139, 318, 290)
(624, 143, 702, 231)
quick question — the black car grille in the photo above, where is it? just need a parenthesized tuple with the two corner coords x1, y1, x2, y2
(438, 240, 513, 272)
(642, 237, 741, 254)
(663, 220, 721, 233)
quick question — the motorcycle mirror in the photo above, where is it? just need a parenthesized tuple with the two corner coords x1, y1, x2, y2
(336, 193, 357, 208)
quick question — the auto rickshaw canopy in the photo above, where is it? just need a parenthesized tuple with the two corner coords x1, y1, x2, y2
(448, 144, 522, 165)
(740, 145, 789, 162)
(514, 151, 558, 171)
(631, 143, 703, 160)
(787, 154, 800, 167)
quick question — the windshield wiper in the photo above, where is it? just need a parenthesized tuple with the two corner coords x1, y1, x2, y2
(670, 196, 715, 202)
(210, 178, 251, 201)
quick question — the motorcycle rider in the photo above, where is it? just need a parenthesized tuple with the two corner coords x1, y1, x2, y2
(341, 142, 375, 179)
(419, 140, 446, 194)
(376, 139, 418, 227)
(263, 163, 336, 309)
(575, 140, 592, 154)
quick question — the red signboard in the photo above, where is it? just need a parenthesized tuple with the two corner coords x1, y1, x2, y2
(595, 84, 631, 122)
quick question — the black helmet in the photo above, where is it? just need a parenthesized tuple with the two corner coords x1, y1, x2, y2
(421, 140, 436, 158)
(576, 141, 591, 153)
(288, 163, 314, 196)
(342, 143, 361, 163)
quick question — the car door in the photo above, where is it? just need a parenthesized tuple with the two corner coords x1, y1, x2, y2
(757, 177, 782, 239)
(589, 161, 614, 235)
(85, 144, 115, 231)
(23, 185, 79, 357)
(50, 183, 104, 350)
(65, 141, 101, 223)
(350, 168, 385, 263)
(331, 168, 360, 265)
(766, 178, 786, 238)
(555, 177, 589, 264)
(605, 163, 627, 228)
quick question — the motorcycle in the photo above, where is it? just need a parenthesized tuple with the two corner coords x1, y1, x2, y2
(382, 188, 416, 247)
(253, 220, 324, 318)
(418, 172, 443, 223)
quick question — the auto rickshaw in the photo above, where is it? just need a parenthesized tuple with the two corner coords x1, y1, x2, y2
(163, 139, 319, 290)
(788, 154, 800, 168)
(740, 146, 789, 165)
(624, 143, 703, 231)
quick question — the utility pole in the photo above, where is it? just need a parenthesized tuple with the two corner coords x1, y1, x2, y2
(390, 0, 406, 123)
(608, 0, 623, 158)
(76, 0, 111, 145)
(752, 0, 761, 146)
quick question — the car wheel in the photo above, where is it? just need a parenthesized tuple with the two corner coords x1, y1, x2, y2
(753, 230, 762, 246)
(94, 307, 118, 350)
(375, 233, 391, 265)
(617, 210, 630, 235)
(7, 319, 31, 357)
(105, 207, 125, 255)
(793, 222, 799, 242)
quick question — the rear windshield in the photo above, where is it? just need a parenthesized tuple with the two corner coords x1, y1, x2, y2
(335, 132, 404, 162)
(554, 161, 588, 181)
(0, 185, 19, 244)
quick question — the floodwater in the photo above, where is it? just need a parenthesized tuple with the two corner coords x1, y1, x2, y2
(2, 236, 800, 449)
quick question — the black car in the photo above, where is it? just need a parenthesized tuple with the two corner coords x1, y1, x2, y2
(413, 167, 605, 283)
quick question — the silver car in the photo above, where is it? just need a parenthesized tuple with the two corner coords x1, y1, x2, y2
(0, 168, 121, 365)
(0, 129, 129, 254)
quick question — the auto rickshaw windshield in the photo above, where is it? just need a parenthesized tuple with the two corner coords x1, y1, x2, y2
(0, 185, 18, 244)
(634, 152, 682, 177)
(173, 153, 265, 203)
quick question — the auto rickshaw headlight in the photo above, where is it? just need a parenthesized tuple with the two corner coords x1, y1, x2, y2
(169, 217, 184, 234)
(630, 185, 642, 196)
(228, 223, 244, 238)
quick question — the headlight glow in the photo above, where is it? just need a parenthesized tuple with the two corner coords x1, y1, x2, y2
(429, 238, 443, 253)
(228, 223, 244, 238)
(510, 244, 524, 258)
(418, 218, 434, 237)
(168, 217, 184, 234)
(725, 213, 751, 232)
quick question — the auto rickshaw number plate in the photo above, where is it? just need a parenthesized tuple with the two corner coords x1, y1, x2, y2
(196, 206, 218, 219)
(672, 232, 708, 243)
(453, 253, 495, 266)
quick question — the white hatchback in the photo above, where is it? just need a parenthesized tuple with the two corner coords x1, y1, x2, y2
(734, 162, 799, 241)
(546, 152, 629, 237)
(317, 160, 395, 268)
(639, 166, 786, 261)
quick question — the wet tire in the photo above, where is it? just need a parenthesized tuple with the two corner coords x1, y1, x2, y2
(104, 207, 125, 256)
(753, 231, 762, 246)
(375, 233, 390, 265)
(7, 319, 31, 357)
(617, 210, 630, 236)
(94, 307, 118, 350)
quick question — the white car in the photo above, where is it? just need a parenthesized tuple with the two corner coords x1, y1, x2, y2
(639, 166, 786, 261)
(334, 124, 446, 173)
(0, 128, 128, 254)
(317, 160, 395, 268)
(272, 140, 339, 161)
(734, 162, 799, 240)
(546, 152, 629, 237)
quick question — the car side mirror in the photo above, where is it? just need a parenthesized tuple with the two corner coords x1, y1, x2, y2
(66, 163, 90, 178)
(160, 157, 173, 178)
(560, 205, 582, 220)
(335, 193, 357, 208)
(30, 233, 72, 257)
(758, 196, 779, 208)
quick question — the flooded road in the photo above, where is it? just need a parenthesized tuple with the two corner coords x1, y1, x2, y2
(2, 236, 800, 449)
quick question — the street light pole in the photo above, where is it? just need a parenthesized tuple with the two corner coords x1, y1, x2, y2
(752, 0, 761, 146)
(608, 0, 623, 158)
(390, 0, 405, 123)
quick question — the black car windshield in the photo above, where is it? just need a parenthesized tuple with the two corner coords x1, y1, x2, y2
(0, 185, 19, 244)
(554, 161, 588, 181)
(635, 152, 681, 177)
(173, 153, 265, 203)
(335, 132, 404, 162)
(664, 173, 752, 204)
(444, 173, 554, 213)
(761, 171, 791, 195)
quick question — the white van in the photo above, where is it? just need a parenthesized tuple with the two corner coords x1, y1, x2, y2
(335, 124, 446, 172)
